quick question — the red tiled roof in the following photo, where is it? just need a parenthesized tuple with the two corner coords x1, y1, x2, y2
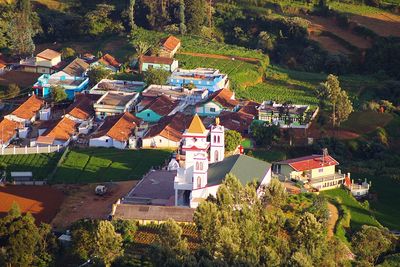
(140, 55, 174, 65)
(0, 62, 5, 69)
(98, 54, 121, 68)
(11, 95, 44, 120)
(207, 88, 239, 109)
(92, 112, 141, 142)
(43, 117, 77, 141)
(239, 100, 260, 117)
(277, 155, 339, 172)
(145, 112, 193, 142)
(66, 94, 96, 120)
(162, 36, 181, 52)
(144, 95, 178, 116)
(219, 111, 253, 135)
(36, 49, 61, 60)
(0, 119, 20, 144)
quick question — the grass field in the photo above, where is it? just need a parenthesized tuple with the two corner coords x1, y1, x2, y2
(322, 188, 381, 231)
(52, 148, 171, 184)
(341, 111, 393, 135)
(0, 153, 61, 180)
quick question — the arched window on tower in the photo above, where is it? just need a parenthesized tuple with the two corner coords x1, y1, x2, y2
(197, 176, 202, 188)
(217, 135, 220, 143)
(196, 162, 200, 170)
(200, 162, 203, 170)
(213, 135, 216, 143)
(214, 150, 219, 162)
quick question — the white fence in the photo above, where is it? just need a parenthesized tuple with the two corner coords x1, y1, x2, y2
(1, 145, 62, 155)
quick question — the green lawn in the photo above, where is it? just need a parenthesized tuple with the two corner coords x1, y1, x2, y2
(341, 111, 393, 135)
(52, 148, 171, 184)
(247, 149, 287, 162)
(322, 188, 381, 231)
(0, 153, 61, 180)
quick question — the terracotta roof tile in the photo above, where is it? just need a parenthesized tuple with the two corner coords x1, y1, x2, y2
(62, 58, 89, 77)
(145, 112, 193, 142)
(219, 111, 253, 135)
(277, 155, 339, 172)
(98, 54, 121, 68)
(144, 95, 178, 116)
(43, 117, 77, 141)
(239, 100, 260, 117)
(0, 119, 20, 144)
(11, 95, 44, 120)
(207, 88, 238, 109)
(140, 55, 174, 65)
(0, 62, 5, 68)
(37, 49, 61, 60)
(66, 94, 96, 120)
(162, 36, 181, 52)
(92, 112, 141, 142)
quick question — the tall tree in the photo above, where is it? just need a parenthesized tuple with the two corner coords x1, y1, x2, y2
(316, 74, 343, 127)
(185, 0, 206, 34)
(128, 0, 136, 30)
(179, 0, 187, 35)
(335, 90, 353, 126)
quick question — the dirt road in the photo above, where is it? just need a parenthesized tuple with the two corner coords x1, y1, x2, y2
(327, 203, 339, 238)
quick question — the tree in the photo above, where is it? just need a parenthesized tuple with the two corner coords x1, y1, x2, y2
(83, 4, 122, 38)
(335, 90, 353, 125)
(185, 0, 206, 34)
(261, 178, 288, 208)
(143, 68, 170, 85)
(352, 225, 394, 265)
(224, 130, 242, 152)
(51, 85, 67, 102)
(294, 212, 325, 259)
(179, 0, 187, 35)
(133, 40, 152, 57)
(128, 0, 136, 30)
(87, 66, 112, 85)
(5, 84, 20, 99)
(257, 31, 276, 52)
(71, 219, 123, 267)
(112, 219, 137, 243)
(61, 47, 76, 60)
(250, 123, 280, 147)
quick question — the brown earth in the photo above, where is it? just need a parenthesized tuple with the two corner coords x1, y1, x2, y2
(0, 185, 64, 224)
(309, 35, 352, 55)
(304, 15, 372, 50)
(327, 202, 339, 238)
(351, 13, 400, 37)
(51, 181, 136, 229)
(0, 71, 41, 88)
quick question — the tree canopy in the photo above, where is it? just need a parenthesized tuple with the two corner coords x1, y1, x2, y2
(224, 129, 242, 152)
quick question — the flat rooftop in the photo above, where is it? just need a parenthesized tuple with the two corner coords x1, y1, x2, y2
(143, 85, 188, 98)
(47, 78, 85, 86)
(122, 170, 176, 206)
(92, 79, 145, 93)
(96, 92, 136, 106)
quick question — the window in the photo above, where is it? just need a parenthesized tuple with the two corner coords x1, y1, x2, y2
(147, 113, 150, 117)
(159, 139, 162, 143)
(213, 136, 216, 143)
(214, 150, 219, 162)
(196, 162, 200, 170)
(200, 162, 203, 170)
(318, 168, 324, 173)
(197, 176, 202, 188)
(210, 107, 216, 112)
(217, 136, 220, 143)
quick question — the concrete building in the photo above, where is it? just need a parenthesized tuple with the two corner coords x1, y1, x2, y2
(169, 68, 229, 92)
(139, 56, 178, 72)
(89, 79, 146, 95)
(19, 49, 62, 74)
(93, 92, 139, 120)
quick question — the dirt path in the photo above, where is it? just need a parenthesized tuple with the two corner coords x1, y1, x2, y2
(327, 203, 339, 238)
(178, 51, 260, 64)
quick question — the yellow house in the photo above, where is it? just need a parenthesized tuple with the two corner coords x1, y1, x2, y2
(273, 152, 345, 191)
(19, 49, 62, 74)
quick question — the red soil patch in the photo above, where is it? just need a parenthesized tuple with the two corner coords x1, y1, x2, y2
(350, 13, 400, 37)
(0, 185, 64, 224)
(304, 15, 372, 50)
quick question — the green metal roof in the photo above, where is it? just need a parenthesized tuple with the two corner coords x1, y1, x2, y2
(207, 154, 271, 187)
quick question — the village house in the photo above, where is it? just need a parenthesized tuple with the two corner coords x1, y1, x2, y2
(139, 55, 179, 73)
(173, 115, 272, 208)
(5, 95, 44, 126)
(33, 73, 89, 100)
(257, 101, 317, 128)
(0, 118, 21, 148)
(52, 58, 89, 79)
(19, 49, 62, 74)
(273, 149, 346, 191)
(64, 94, 100, 134)
(159, 36, 181, 58)
(91, 53, 121, 72)
(89, 112, 141, 149)
(218, 111, 254, 136)
(169, 68, 229, 92)
(136, 95, 179, 123)
(36, 117, 78, 146)
(0, 62, 6, 74)
(195, 88, 239, 116)
(142, 84, 208, 105)
(344, 175, 371, 197)
(141, 112, 194, 149)
(238, 100, 260, 117)
(93, 92, 139, 120)
(89, 79, 146, 95)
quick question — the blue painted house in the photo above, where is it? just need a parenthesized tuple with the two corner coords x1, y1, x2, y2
(136, 95, 178, 122)
(33, 73, 89, 100)
(169, 68, 229, 92)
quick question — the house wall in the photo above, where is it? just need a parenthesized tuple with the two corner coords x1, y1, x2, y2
(195, 102, 223, 117)
(5, 114, 34, 125)
(136, 109, 162, 123)
(189, 185, 220, 208)
(312, 177, 344, 191)
(142, 135, 180, 149)
(142, 62, 171, 72)
(90, 62, 118, 73)
(36, 56, 61, 67)
(113, 140, 127, 149)
(311, 165, 336, 179)
(89, 136, 113, 148)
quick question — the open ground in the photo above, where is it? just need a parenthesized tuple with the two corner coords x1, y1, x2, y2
(0, 185, 64, 223)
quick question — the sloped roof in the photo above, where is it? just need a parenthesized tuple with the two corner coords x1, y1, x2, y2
(207, 154, 272, 187)
(162, 36, 181, 52)
(113, 204, 195, 223)
(207, 88, 238, 109)
(62, 58, 89, 77)
(219, 111, 254, 134)
(145, 112, 193, 142)
(144, 95, 178, 116)
(66, 94, 96, 120)
(37, 49, 61, 60)
(276, 154, 339, 172)
(239, 100, 260, 117)
(11, 95, 43, 120)
(98, 54, 121, 68)
(0, 62, 5, 69)
(140, 55, 174, 65)
(43, 117, 77, 141)
(92, 112, 141, 142)
(0, 119, 20, 144)
(187, 114, 207, 134)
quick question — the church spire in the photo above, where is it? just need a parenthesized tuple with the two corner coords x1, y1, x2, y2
(187, 114, 206, 134)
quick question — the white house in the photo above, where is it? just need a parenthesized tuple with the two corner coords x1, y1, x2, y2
(36, 117, 78, 146)
(89, 112, 141, 149)
(5, 95, 44, 126)
(93, 92, 139, 120)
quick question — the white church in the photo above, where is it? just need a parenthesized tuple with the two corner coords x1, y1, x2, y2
(170, 114, 272, 208)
